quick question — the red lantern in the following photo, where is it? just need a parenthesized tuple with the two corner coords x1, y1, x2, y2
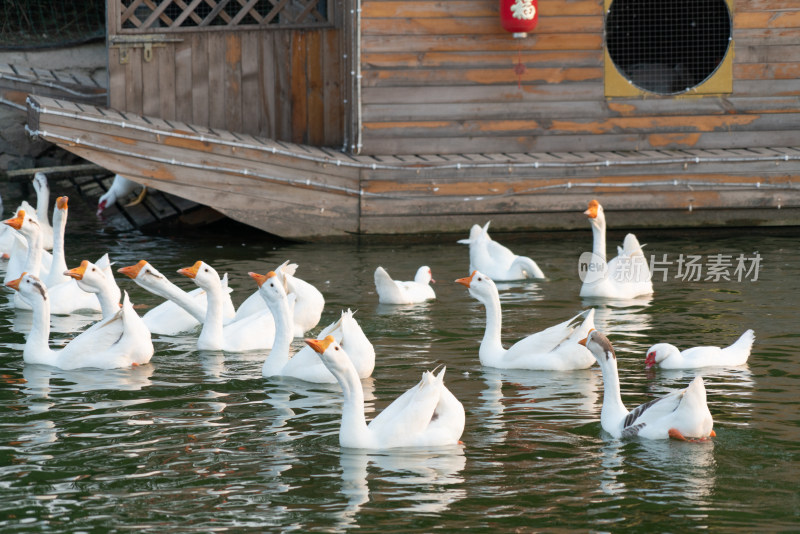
(499, 0, 538, 38)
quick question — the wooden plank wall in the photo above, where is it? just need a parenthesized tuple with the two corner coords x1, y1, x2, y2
(108, 25, 345, 148)
(358, 0, 800, 155)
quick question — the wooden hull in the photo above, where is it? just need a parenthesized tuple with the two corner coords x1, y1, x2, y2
(27, 95, 800, 241)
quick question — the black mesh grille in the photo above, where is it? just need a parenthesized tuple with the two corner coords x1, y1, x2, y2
(606, 0, 732, 95)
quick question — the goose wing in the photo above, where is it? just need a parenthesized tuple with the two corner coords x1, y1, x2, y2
(374, 266, 407, 303)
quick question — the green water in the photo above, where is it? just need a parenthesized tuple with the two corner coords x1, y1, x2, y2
(0, 193, 798, 532)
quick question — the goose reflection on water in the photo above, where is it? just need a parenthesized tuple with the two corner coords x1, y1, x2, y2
(595, 437, 717, 504)
(22, 361, 155, 397)
(337, 446, 466, 528)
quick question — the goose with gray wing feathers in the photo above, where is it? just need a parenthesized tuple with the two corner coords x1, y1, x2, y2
(580, 329, 715, 440)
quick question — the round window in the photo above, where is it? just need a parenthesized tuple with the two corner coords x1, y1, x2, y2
(605, 0, 732, 95)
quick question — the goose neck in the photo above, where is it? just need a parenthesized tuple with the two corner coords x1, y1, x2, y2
(23, 230, 43, 277)
(261, 292, 293, 376)
(478, 290, 505, 363)
(152, 279, 206, 323)
(95, 282, 122, 319)
(199, 279, 225, 347)
(335, 363, 371, 448)
(598, 359, 629, 434)
(25, 292, 53, 360)
(591, 221, 607, 264)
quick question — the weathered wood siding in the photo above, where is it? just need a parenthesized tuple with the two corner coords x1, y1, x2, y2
(358, 0, 800, 155)
(106, 2, 346, 148)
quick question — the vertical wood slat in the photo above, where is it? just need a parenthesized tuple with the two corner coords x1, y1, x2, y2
(275, 31, 293, 142)
(291, 31, 309, 143)
(307, 31, 324, 145)
(241, 31, 261, 135)
(191, 33, 209, 126)
(175, 37, 193, 123)
(159, 43, 177, 120)
(125, 47, 144, 114)
(260, 32, 277, 138)
(142, 48, 161, 116)
(108, 47, 126, 110)
(323, 28, 342, 146)
(224, 33, 243, 132)
(208, 33, 227, 129)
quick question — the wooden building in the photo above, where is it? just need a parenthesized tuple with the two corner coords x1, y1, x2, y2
(26, 0, 800, 240)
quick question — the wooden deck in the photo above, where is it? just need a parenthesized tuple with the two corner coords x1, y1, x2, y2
(0, 63, 106, 110)
(27, 95, 800, 240)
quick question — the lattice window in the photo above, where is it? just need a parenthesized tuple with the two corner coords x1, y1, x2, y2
(118, 0, 330, 32)
(604, 0, 733, 96)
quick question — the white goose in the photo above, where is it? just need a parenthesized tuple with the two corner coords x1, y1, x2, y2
(117, 260, 235, 335)
(305, 335, 465, 449)
(251, 270, 374, 381)
(458, 221, 544, 281)
(6, 273, 153, 369)
(65, 259, 124, 320)
(3, 209, 50, 280)
(580, 200, 653, 299)
(3, 209, 55, 308)
(31, 172, 54, 250)
(646, 329, 755, 369)
(456, 270, 595, 370)
(233, 260, 324, 336)
(374, 265, 435, 304)
(178, 261, 275, 351)
(581, 329, 715, 440)
(97, 174, 146, 215)
(41, 197, 105, 315)
(0, 172, 54, 258)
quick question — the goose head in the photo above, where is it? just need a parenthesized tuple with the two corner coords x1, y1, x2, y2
(249, 270, 287, 304)
(414, 266, 435, 285)
(118, 260, 171, 291)
(3, 209, 40, 239)
(56, 196, 68, 213)
(579, 329, 616, 366)
(97, 174, 134, 215)
(455, 270, 497, 302)
(584, 199, 606, 232)
(65, 260, 107, 295)
(6, 272, 46, 305)
(305, 335, 349, 372)
(178, 260, 219, 290)
(645, 343, 679, 369)
(118, 260, 174, 293)
(118, 260, 150, 281)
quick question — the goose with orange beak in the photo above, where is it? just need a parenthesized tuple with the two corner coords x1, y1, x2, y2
(251, 270, 374, 382)
(118, 259, 236, 335)
(305, 335, 464, 449)
(455, 270, 595, 370)
(176, 260, 275, 352)
(5, 272, 153, 369)
(580, 329, 715, 441)
(580, 199, 653, 299)
(40, 197, 108, 315)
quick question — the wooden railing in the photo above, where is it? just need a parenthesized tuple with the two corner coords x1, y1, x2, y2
(117, 0, 331, 32)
